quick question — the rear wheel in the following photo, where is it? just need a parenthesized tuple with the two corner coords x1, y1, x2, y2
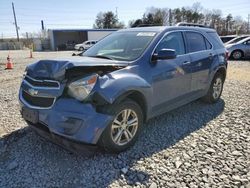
(232, 50, 243, 60)
(98, 99, 143, 153)
(202, 73, 224, 103)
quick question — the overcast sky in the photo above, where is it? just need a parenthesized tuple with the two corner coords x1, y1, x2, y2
(0, 0, 249, 38)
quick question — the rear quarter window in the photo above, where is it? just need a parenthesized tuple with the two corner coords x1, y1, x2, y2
(207, 32, 224, 49)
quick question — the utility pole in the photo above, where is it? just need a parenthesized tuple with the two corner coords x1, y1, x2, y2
(41, 20, 45, 30)
(169, 9, 172, 26)
(115, 7, 118, 18)
(248, 14, 250, 34)
(12, 2, 19, 41)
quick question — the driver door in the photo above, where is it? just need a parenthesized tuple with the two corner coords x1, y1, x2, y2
(151, 31, 192, 115)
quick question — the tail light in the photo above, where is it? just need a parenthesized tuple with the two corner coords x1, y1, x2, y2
(225, 51, 229, 60)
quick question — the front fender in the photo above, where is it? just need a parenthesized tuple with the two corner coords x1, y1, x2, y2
(94, 72, 152, 105)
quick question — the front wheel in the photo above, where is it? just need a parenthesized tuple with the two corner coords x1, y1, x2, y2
(202, 73, 224, 103)
(98, 99, 143, 153)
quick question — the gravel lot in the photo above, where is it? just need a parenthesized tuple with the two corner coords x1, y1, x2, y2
(0, 50, 249, 188)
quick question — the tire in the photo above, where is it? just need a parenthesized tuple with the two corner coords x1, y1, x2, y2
(232, 50, 243, 60)
(202, 73, 224, 104)
(98, 99, 143, 153)
(79, 47, 84, 51)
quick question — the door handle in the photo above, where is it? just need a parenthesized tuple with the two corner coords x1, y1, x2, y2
(182, 61, 191, 65)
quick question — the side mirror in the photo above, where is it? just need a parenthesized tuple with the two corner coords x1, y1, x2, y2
(152, 49, 177, 62)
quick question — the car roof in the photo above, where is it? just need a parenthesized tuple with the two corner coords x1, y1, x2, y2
(85, 40, 97, 42)
(236, 36, 250, 44)
(225, 35, 249, 44)
(220, 35, 237, 37)
(118, 26, 215, 34)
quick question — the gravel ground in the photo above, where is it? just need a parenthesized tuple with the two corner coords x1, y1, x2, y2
(0, 50, 249, 188)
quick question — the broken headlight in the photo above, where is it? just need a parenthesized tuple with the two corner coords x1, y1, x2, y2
(67, 74, 98, 101)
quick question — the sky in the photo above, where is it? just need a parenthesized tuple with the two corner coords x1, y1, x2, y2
(0, 0, 249, 38)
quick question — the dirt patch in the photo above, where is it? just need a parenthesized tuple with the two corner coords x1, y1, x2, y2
(227, 61, 250, 81)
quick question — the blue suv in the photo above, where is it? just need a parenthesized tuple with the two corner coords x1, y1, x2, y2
(19, 23, 227, 153)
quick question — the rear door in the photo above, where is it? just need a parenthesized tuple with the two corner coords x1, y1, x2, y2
(184, 31, 213, 92)
(151, 31, 192, 114)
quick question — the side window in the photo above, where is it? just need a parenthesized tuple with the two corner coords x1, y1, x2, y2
(86, 42, 90, 45)
(155, 32, 185, 55)
(186, 32, 206, 53)
(245, 40, 250, 45)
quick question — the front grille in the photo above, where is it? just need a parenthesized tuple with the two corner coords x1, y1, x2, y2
(22, 90, 54, 108)
(24, 75, 59, 88)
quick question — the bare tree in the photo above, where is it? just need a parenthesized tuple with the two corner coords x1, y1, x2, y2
(128, 3, 249, 35)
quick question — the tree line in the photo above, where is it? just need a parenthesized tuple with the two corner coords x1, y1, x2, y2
(94, 3, 249, 36)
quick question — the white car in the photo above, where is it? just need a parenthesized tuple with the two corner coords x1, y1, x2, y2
(226, 37, 250, 60)
(74, 40, 98, 51)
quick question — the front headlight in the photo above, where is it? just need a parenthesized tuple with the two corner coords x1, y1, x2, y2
(22, 67, 28, 79)
(67, 74, 98, 101)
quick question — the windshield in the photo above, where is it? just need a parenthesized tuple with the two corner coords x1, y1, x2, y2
(82, 31, 156, 61)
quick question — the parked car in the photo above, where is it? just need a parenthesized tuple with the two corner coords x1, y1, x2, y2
(226, 36, 250, 60)
(225, 35, 249, 45)
(19, 23, 227, 153)
(74, 40, 98, 51)
(220, 35, 236, 43)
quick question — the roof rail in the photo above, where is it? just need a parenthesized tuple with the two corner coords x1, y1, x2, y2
(133, 24, 162, 28)
(176, 22, 211, 28)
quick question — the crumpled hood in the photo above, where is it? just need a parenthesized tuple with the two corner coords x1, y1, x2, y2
(26, 56, 129, 81)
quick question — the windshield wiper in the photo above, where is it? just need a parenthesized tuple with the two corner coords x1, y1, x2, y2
(88, 55, 114, 60)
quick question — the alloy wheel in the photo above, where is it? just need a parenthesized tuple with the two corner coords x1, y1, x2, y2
(212, 77, 223, 99)
(111, 109, 138, 146)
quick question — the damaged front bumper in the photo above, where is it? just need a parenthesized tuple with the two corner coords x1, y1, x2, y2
(28, 121, 99, 155)
(19, 92, 113, 145)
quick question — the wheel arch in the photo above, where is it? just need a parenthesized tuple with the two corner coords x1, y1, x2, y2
(112, 90, 148, 122)
(215, 67, 227, 82)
